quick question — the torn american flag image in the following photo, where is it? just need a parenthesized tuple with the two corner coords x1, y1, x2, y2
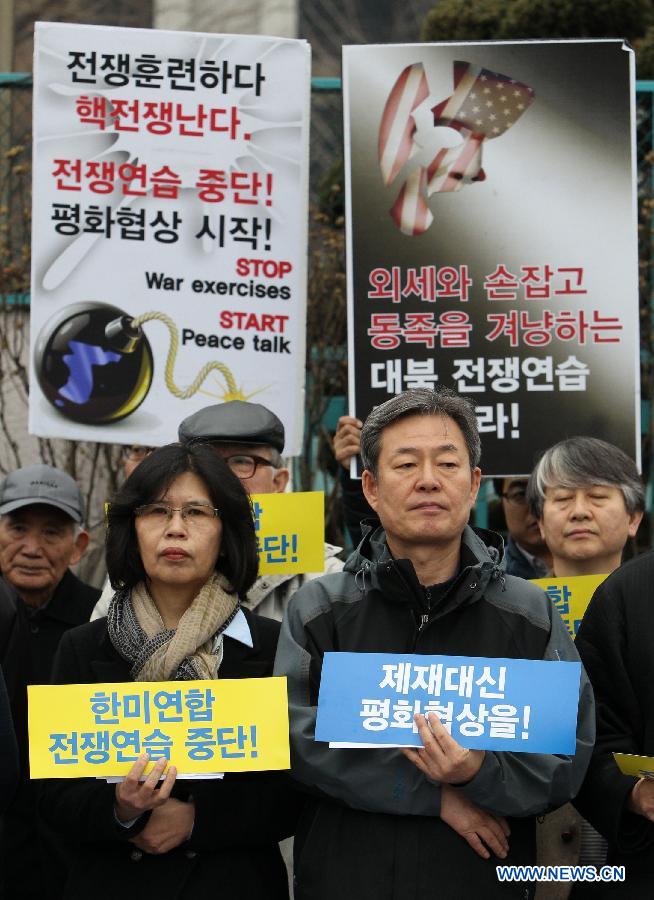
(379, 60, 535, 236)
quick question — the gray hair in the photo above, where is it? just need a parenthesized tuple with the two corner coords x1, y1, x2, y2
(527, 436, 644, 519)
(360, 388, 481, 477)
(268, 448, 284, 469)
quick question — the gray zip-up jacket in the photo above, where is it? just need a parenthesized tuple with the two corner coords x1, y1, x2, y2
(274, 524, 594, 899)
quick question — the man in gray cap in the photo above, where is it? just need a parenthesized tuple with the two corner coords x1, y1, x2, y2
(0, 464, 100, 900)
(176, 400, 343, 620)
(178, 399, 290, 494)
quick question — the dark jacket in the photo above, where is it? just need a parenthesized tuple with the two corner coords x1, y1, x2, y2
(0, 666, 18, 813)
(274, 524, 594, 900)
(39, 607, 299, 900)
(574, 551, 654, 896)
(503, 534, 549, 580)
(1, 570, 100, 900)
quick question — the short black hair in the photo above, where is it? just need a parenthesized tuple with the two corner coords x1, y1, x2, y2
(493, 476, 528, 499)
(360, 387, 481, 477)
(106, 443, 258, 598)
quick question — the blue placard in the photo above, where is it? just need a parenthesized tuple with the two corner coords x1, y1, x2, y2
(315, 653, 581, 754)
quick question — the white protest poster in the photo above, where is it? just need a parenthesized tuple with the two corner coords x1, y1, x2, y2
(343, 41, 640, 475)
(30, 22, 310, 454)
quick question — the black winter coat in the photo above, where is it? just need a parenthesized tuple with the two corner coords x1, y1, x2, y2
(1, 570, 100, 900)
(38, 608, 300, 899)
(574, 551, 654, 896)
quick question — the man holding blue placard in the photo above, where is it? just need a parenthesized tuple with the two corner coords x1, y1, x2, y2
(275, 388, 594, 899)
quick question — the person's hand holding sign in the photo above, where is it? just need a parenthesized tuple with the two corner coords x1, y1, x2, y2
(114, 752, 177, 823)
(333, 416, 363, 469)
(131, 799, 195, 855)
(629, 777, 654, 821)
(401, 713, 485, 784)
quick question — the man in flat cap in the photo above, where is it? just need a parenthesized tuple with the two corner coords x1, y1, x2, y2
(178, 400, 289, 495)
(0, 464, 100, 899)
(180, 400, 344, 619)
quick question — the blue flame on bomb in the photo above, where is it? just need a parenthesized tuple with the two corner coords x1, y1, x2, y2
(57, 342, 122, 406)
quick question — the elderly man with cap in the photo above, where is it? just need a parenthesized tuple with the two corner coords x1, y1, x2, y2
(0, 464, 100, 900)
(90, 401, 343, 624)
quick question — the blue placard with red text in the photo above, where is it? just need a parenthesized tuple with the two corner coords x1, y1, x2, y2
(315, 652, 580, 754)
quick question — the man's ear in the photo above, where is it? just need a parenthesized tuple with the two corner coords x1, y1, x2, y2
(628, 509, 644, 538)
(69, 529, 90, 566)
(470, 467, 481, 503)
(361, 469, 379, 512)
(272, 467, 290, 494)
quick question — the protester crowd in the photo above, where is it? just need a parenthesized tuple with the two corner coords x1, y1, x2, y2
(1, 390, 653, 898)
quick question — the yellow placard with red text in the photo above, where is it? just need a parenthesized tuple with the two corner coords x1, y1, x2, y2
(532, 574, 608, 639)
(252, 490, 324, 575)
(28, 677, 289, 778)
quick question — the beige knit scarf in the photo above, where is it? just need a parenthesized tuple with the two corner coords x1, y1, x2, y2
(130, 572, 239, 681)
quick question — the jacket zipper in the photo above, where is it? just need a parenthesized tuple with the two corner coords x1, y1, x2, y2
(417, 588, 432, 635)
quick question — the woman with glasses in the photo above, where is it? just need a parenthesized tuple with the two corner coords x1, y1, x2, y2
(40, 443, 298, 899)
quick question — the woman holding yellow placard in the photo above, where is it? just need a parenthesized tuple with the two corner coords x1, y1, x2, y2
(39, 442, 298, 899)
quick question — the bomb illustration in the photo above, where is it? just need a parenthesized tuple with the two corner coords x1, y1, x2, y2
(35, 302, 239, 425)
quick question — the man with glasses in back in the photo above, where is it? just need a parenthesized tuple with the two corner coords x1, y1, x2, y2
(493, 477, 552, 579)
(121, 444, 157, 479)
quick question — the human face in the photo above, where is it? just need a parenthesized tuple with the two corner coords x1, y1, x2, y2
(501, 478, 548, 556)
(362, 414, 481, 559)
(122, 445, 155, 479)
(210, 443, 289, 494)
(539, 484, 643, 576)
(134, 471, 222, 598)
(0, 505, 88, 606)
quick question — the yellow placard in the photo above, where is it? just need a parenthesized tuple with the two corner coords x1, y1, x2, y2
(28, 677, 289, 779)
(252, 490, 325, 575)
(613, 752, 654, 779)
(532, 574, 608, 639)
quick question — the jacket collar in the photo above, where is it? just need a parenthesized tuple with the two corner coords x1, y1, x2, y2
(221, 607, 253, 648)
(345, 523, 505, 617)
(244, 541, 343, 606)
(31, 569, 98, 627)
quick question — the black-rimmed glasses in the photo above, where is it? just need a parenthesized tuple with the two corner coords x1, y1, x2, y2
(221, 454, 276, 479)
